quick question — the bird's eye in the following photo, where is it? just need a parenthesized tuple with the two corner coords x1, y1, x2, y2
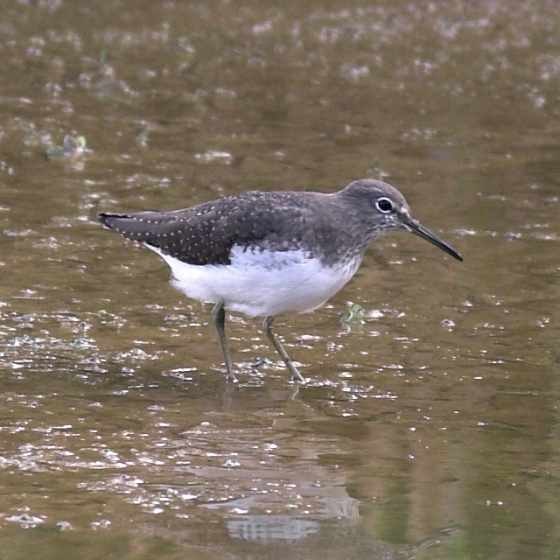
(376, 197, 394, 213)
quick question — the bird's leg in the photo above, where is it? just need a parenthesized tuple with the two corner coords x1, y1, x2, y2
(263, 315, 305, 382)
(211, 301, 237, 382)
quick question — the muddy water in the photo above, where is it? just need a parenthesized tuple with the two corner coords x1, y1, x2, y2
(1, 1, 560, 558)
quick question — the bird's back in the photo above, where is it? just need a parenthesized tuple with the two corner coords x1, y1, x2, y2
(99, 190, 352, 266)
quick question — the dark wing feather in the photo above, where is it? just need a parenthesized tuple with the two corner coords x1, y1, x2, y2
(98, 192, 315, 266)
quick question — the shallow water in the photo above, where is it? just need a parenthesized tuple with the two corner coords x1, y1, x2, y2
(1, 1, 560, 558)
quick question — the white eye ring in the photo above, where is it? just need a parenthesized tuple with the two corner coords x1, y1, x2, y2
(376, 197, 394, 213)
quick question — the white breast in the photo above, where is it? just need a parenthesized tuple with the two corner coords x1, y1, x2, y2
(147, 244, 362, 318)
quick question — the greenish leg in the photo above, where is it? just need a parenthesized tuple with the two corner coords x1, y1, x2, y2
(211, 301, 237, 382)
(263, 315, 305, 382)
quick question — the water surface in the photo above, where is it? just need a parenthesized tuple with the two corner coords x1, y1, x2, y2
(1, 1, 560, 558)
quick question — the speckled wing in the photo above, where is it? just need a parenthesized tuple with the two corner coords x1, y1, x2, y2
(98, 192, 314, 266)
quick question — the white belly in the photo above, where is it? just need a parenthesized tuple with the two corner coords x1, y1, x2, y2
(147, 245, 362, 318)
